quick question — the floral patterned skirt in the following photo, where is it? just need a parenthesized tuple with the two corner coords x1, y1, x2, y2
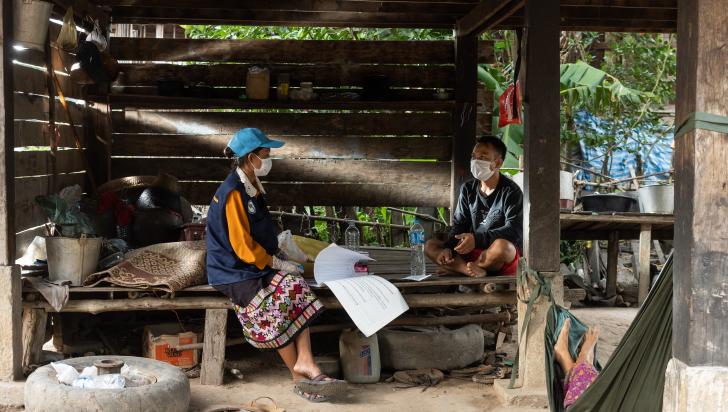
(233, 272, 324, 349)
(564, 360, 599, 408)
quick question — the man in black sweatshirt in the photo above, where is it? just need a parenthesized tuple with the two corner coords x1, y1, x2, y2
(425, 136, 523, 277)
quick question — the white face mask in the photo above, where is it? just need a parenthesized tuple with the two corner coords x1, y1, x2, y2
(471, 159, 495, 181)
(251, 153, 272, 177)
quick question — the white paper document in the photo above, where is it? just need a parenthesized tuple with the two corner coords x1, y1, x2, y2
(401, 274, 432, 282)
(314, 244, 409, 337)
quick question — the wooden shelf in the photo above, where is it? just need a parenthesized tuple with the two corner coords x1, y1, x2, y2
(90, 93, 456, 111)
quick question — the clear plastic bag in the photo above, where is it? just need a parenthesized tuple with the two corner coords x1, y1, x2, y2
(86, 20, 108, 52)
(277, 230, 308, 263)
(57, 7, 78, 52)
(51, 362, 79, 385)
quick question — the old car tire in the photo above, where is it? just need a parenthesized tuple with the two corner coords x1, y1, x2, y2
(24, 356, 190, 412)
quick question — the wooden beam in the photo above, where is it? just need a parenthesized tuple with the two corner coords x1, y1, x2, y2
(522, 0, 560, 272)
(100, 95, 457, 111)
(112, 134, 453, 161)
(116, 63, 459, 89)
(606, 231, 619, 298)
(0, 0, 13, 266)
(0, 0, 22, 382)
(23, 291, 516, 313)
(637, 224, 652, 306)
(115, 63, 456, 89)
(561, 0, 676, 8)
(118, 111, 453, 136)
(457, 0, 524, 36)
(21, 308, 47, 373)
(100, 1, 475, 14)
(110, 9, 458, 28)
(451, 34, 477, 218)
(672, 0, 728, 367)
(179, 182, 450, 207)
(111, 158, 451, 187)
(109, 38, 495, 65)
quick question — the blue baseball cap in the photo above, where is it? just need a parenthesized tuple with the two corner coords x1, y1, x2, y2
(227, 128, 284, 157)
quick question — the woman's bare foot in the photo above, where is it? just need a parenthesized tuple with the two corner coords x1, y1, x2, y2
(554, 319, 575, 375)
(292, 362, 323, 382)
(578, 326, 599, 366)
(466, 261, 487, 277)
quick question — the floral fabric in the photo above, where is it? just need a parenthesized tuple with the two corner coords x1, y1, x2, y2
(233, 271, 323, 349)
(564, 361, 599, 408)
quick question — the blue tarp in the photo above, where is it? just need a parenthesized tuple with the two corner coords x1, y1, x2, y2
(573, 111, 673, 190)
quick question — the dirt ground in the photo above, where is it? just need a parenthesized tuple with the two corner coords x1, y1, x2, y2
(0, 307, 637, 411)
(188, 307, 638, 412)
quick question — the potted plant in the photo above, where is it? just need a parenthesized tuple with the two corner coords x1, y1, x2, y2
(35, 186, 102, 285)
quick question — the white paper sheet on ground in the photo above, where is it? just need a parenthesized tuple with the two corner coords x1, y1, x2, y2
(325, 275, 408, 337)
(313, 243, 375, 284)
(314, 244, 408, 336)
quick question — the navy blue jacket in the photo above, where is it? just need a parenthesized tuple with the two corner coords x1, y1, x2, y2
(206, 172, 278, 285)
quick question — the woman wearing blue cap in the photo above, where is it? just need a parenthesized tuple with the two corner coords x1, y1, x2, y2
(206, 128, 346, 402)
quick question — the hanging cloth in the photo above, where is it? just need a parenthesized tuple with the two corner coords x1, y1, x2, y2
(545, 254, 673, 412)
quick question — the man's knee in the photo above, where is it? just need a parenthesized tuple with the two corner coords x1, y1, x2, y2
(486, 239, 516, 261)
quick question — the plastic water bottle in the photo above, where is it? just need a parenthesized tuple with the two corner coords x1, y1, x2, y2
(409, 220, 426, 276)
(345, 220, 360, 250)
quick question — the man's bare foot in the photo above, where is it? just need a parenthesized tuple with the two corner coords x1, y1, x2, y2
(466, 262, 487, 277)
(436, 267, 458, 275)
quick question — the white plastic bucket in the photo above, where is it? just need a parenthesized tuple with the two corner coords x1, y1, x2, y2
(46, 236, 103, 286)
(638, 184, 674, 214)
(13, 0, 53, 51)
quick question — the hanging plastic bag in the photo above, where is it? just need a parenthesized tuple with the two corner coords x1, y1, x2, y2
(498, 29, 523, 128)
(57, 7, 78, 52)
(498, 81, 522, 127)
(86, 19, 108, 52)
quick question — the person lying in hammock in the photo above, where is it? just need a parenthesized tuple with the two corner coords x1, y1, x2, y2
(554, 318, 600, 409)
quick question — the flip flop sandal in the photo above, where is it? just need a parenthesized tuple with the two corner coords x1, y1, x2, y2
(295, 374, 347, 397)
(293, 386, 330, 403)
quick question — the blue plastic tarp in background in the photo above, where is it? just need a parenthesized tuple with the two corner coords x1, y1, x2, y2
(573, 112, 673, 190)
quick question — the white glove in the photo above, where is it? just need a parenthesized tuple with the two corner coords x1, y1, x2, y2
(271, 255, 303, 275)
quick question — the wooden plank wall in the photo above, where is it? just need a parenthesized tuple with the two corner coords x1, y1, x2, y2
(103, 38, 494, 207)
(12, 21, 88, 258)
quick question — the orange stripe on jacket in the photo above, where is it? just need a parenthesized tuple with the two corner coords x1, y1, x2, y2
(225, 190, 272, 270)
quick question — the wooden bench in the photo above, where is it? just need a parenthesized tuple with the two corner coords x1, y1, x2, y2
(22, 275, 518, 385)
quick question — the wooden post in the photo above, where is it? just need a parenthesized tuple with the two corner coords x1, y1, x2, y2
(673, 0, 728, 365)
(637, 224, 652, 306)
(200, 309, 227, 385)
(606, 231, 619, 298)
(451, 33, 478, 220)
(21, 308, 48, 371)
(494, 1, 559, 406)
(0, 0, 21, 382)
(521, 1, 561, 273)
(664, 1, 728, 409)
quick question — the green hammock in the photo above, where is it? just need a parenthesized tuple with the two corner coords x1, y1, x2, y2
(546, 255, 673, 412)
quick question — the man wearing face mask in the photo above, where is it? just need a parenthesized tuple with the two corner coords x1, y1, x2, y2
(425, 135, 523, 277)
(206, 128, 346, 402)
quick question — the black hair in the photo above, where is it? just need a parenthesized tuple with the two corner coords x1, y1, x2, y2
(224, 146, 263, 170)
(475, 135, 507, 160)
